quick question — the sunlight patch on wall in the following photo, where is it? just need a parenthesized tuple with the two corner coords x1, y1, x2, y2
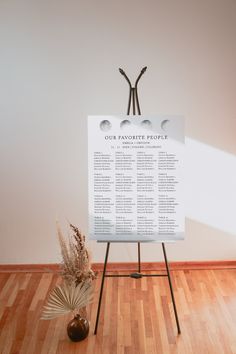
(185, 138, 236, 236)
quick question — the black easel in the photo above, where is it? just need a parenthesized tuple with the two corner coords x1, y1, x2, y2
(94, 67, 181, 335)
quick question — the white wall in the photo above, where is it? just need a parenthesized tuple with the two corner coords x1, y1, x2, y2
(0, 0, 236, 264)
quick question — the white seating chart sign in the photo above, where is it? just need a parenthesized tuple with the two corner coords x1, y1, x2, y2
(88, 115, 184, 242)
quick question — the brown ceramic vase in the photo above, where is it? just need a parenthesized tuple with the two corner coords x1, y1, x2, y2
(67, 314, 89, 342)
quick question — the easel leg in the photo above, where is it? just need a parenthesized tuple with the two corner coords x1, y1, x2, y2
(138, 242, 141, 273)
(94, 242, 110, 335)
(162, 243, 181, 334)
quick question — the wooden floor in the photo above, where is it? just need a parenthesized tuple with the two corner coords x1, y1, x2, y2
(0, 269, 236, 354)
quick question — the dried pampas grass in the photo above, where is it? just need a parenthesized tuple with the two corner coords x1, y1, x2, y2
(57, 222, 96, 286)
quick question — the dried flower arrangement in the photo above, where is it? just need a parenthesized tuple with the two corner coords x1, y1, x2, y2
(57, 223, 96, 286)
(41, 223, 96, 340)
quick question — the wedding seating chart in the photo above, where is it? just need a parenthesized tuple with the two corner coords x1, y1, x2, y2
(88, 115, 184, 241)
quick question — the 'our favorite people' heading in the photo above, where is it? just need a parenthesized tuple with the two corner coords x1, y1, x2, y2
(104, 135, 168, 140)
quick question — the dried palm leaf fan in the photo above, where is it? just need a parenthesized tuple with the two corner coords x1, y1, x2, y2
(41, 281, 93, 320)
